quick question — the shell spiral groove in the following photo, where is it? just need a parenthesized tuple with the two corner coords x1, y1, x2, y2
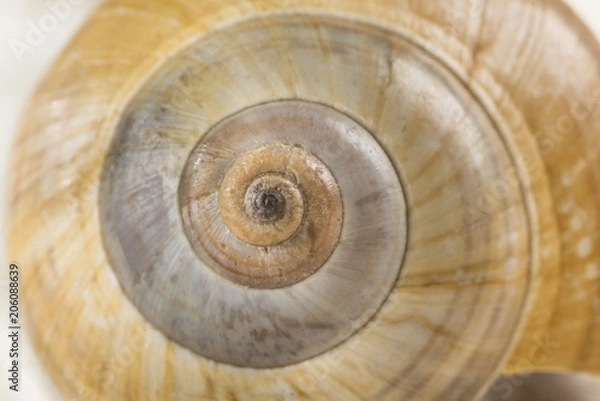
(6, 0, 600, 400)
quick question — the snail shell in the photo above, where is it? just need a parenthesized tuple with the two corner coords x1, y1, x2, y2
(6, 0, 600, 400)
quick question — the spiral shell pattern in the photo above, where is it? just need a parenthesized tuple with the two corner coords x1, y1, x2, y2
(7, 0, 600, 400)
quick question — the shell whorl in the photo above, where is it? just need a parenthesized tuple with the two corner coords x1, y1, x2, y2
(6, 0, 600, 400)
(102, 96, 407, 367)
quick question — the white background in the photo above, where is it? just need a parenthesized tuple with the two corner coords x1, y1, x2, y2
(1, 1, 600, 400)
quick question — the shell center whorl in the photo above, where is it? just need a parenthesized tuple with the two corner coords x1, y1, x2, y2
(218, 146, 312, 248)
(248, 185, 287, 223)
(181, 107, 345, 289)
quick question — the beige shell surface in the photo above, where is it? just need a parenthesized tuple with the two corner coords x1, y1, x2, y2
(6, 0, 600, 400)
